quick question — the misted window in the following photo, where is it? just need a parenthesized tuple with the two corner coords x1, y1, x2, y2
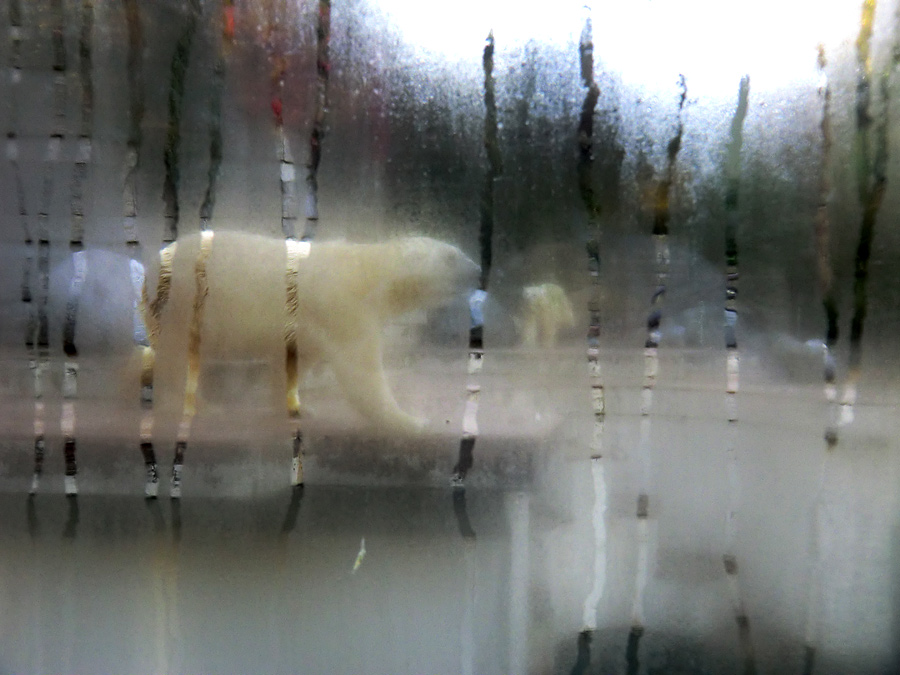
(1, 0, 898, 673)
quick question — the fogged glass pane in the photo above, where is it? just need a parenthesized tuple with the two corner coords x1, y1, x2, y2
(1, 0, 898, 673)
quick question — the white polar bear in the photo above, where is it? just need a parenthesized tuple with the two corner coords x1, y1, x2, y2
(143, 231, 480, 433)
(520, 282, 576, 348)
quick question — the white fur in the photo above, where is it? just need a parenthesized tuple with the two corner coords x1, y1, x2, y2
(146, 231, 479, 432)
(520, 282, 576, 348)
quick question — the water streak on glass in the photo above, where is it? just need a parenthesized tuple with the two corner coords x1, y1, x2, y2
(0, 1, 899, 674)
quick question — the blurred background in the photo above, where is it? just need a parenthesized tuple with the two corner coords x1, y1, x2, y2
(0, 0, 899, 673)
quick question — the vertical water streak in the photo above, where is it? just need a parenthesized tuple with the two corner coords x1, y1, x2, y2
(278, 130, 299, 240)
(507, 492, 530, 675)
(721, 75, 756, 675)
(264, 6, 297, 241)
(812, 45, 843, 448)
(140, 243, 178, 497)
(813, 47, 839, 405)
(841, 0, 899, 425)
(123, 0, 143, 247)
(162, 0, 201, 243)
(302, 0, 331, 241)
(27, 0, 69, 494)
(122, 0, 161, 496)
(199, 1, 231, 233)
(7, 0, 31, 309)
(6, 1, 38, 477)
(580, 456, 607, 631)
(451, 43, 500, 672)
(259, 6, 307, 480)
(803, 50, 838, 671)
(452, 32, 500, 486)
(285, 239, 310, 486)
(801, 436, 838, 675)
(459, 537, 477, 675)
(59, 0, 94, 496)
(804, 13, 900, 670)
(198, 57, 225, 232)
(573, 17, 610, 672)
(170, 231, 215, 498)
(631, 77, 687, 662)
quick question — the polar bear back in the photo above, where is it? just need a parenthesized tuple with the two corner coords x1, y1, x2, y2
(153, 231, 478, 363)
(158, 232, 287, 360)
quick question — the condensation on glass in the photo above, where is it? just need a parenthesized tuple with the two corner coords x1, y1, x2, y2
(0, 0, 898, 673)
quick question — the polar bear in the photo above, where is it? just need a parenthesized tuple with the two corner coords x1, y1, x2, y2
(142, 231, 480, 434)
(520, 282, 576, 348)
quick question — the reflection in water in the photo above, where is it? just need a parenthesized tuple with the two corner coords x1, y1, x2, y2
(26, 494, 39, 539)
(280, 484, 305, 535)
(62, 494, 79, 539)
(452, 486, 476, 540)
(1, 460, 898, 674)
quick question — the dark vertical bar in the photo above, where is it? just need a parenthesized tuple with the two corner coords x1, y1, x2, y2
(568, 630, 592, 675)
(59, 0, 94, 496)
(723, 77, 749, 354)
(579, 15, 602, 376)
(162, 0, 201, 242)
(301, 0, 331, 241)
(198, 57, 225, 231)
(478, 31, 500, 292)
(625, 625, 643, 675)
(63, 0, 94, 355)
(8, 0, 34, 492)
(846, 0, 896, 394)
(452, 32, 500, 486)
(200, 3, 230, 232)
(651, 75, 686, 238)
(26, 0, 69, 493)
(123, 0, 144, 247)
(8, 0, 32, 311)
(814, 46, 838, 391)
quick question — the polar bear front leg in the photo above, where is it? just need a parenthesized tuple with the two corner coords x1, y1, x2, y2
(329, 337, 426, 434)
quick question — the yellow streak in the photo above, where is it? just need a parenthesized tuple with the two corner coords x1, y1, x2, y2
(856, 0, 876, 77)
(142, 243, 178, 350)
(284, 240, 309, 416)
(181, 231, 214, 422)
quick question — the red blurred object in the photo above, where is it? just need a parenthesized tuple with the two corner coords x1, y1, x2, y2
(223, 5, 235, 40)
(271, 97, 283, 125)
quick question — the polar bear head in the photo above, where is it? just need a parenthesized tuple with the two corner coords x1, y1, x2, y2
(380, 237, 480, 317)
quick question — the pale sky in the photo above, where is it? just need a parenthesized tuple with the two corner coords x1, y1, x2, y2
(372, 0, 864, 99)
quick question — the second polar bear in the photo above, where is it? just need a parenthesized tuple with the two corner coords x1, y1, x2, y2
(143, 231, 480, 432)
(520, 282, 576, 348)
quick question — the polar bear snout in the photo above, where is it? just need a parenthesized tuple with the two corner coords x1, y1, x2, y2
(458, 254, 482, 289)
(400, 238, 480, 299)
(433, 242, 481, 293)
